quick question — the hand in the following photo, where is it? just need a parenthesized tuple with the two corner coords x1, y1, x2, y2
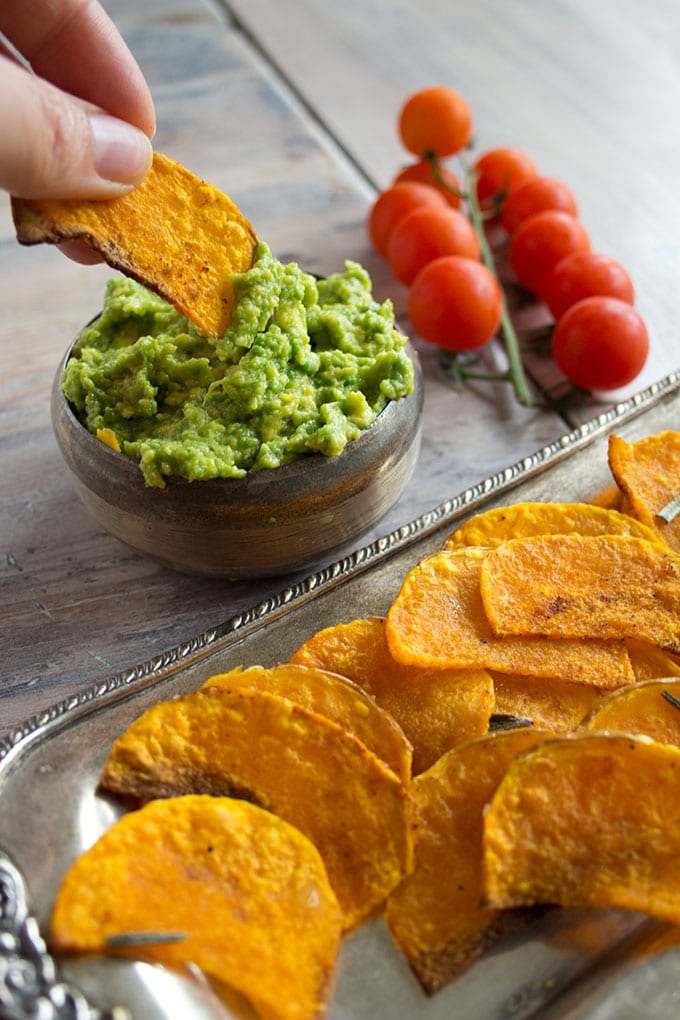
(1, 0, 155, 203)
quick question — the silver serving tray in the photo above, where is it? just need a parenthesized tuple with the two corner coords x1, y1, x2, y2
(4, 371, 680, 1020)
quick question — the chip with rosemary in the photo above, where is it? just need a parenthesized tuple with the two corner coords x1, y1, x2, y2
(100, 685, 412, 931)
(202, 662, 413, 784)
(480, 534, 680, 652)
(386, 727, 551, 993)
(608, 431, 680, 550)
(490, 672, 602, 733)
(580, 677, 680, 747)
(483, 733, 680, 925)
(385, 547, 634, 686)
(51, 795, 342, 1020)
(290, 616, 495, 774)
(443, 501, 661, 550)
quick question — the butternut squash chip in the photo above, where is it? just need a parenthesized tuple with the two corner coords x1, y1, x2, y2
(202, 663, 412, 784)
(443, 501, 660, 550)
(491, 673, 602, 733)
(51, 795, 342, 1020)
(385, 548, 634, 687)
(483, 733, 680, 925)
(580, 678, 680, 747)
(385, 727, 551, 993)
(100, 686, 412, 931)
(12, 152, 258, 337)
(609, 431, 680, 552)
(480, 534, 680, 652)
(290, 617, 494, 774)
(626, 638, 680, 681)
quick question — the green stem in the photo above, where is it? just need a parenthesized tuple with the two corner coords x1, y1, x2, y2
(426, 153, 535, 408)
(438, 350, 512, 385)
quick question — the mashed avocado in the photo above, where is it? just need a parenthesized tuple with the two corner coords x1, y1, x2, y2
(63, 243, 414, 487)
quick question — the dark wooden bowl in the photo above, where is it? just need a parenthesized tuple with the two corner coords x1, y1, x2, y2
(51, 343, 423, 578)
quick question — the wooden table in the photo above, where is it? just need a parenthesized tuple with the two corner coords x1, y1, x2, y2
(2, 0, 679, 741)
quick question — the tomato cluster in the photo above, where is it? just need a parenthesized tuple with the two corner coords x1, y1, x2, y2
(368, 85, 649, 398)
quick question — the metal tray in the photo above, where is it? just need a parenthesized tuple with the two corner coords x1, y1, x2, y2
(4, 371, 680, 1020)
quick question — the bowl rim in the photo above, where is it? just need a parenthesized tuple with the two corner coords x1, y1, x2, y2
(52, 331, 424, 502)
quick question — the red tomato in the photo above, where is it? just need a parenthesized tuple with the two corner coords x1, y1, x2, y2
(509, 210, 590, 294)
(551, 296, 649, 390)
(543, 251, 635, 319)
(394, 159, 463, 208)
(500, 176, 578, 234)
(408, 255, 502, 351)
(387, 205, 480, 286)
(398, 86, 473, 158)
(473, 147, 538, 209)
(368, 182, 447, 257)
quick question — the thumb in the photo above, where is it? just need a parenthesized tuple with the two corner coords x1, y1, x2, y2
(1, 55, 153, 200)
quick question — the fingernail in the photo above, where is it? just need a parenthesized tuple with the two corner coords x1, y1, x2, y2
(90, 113, 153, 189)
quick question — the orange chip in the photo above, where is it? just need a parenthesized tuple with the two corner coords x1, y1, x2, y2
(483, 733, 680, 925)
(626, 638, 680, 681)
(51, 795, 342, 1020)
(608, 431, 680, 552)
(480, 534, 680, 652)
(203, 663, 412, 784)
(12, 152, 258, 337)
(290, 616, 495, 774)
(100, 686, 412, 931)
(385, 727, 551, 992)
(443, 501, 660, 550)
(580, 678, 680, 747)
(491, 672, 602, 733)
(385, 548, 634, 687)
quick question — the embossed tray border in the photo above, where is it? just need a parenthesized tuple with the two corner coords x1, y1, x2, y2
(3, 368, 680, 770)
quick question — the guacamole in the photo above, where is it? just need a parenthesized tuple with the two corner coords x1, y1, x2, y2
(63, 243, 414, 487)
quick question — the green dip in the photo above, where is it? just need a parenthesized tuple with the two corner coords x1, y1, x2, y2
(63, 242, 414, 487)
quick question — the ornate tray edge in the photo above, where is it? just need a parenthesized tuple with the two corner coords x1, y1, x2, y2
(2, 368, 679, 772)
(0, 851, 119, 1019)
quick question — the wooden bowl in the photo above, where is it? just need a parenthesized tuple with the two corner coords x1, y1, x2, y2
(51, 344, 423, 578)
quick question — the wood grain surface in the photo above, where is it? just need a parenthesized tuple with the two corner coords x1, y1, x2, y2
(1, 0, 678, 737)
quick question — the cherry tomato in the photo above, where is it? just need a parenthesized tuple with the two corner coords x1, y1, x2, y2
(394, 159, 463, 208)
(368, 182, 447, 257)
(551, 296, 649, 391)
(387, 205, 480, 286)
(509, 210, 590, 294)
(543, 251, 635, 319)
(473, 147, 538, 209)
(500, 176, 578, 234)
(398, 86, 473, 158)
(408, 255, 502, 351)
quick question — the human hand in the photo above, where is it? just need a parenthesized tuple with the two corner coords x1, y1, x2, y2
(1, 0, 155, 205)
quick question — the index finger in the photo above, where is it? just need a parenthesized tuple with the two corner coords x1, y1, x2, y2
(1, 0, 155, 137)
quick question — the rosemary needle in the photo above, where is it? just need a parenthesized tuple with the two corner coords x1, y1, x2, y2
(662, 690, 680, 713)
(656, 493, 680, 523)
(106, 931, 187, 948)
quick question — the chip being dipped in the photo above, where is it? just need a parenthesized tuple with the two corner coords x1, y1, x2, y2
(12, 152, 258, 337)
